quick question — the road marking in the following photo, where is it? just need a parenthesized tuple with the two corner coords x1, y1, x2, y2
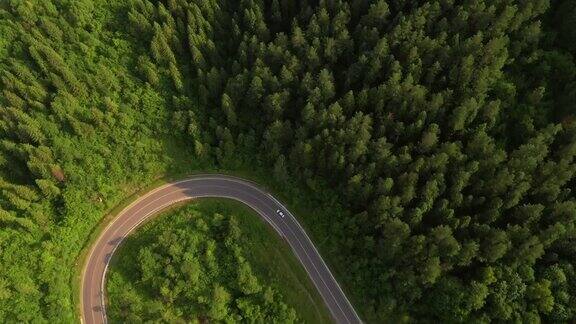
(278, 214, 351, 323)
(82, 180, 179, 323)
(82, 176, 361, 324)
(90, 186, 287, 323)
(268, 192, 362, 322)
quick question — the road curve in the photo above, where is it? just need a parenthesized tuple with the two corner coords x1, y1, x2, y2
(81, 175, 362, 324)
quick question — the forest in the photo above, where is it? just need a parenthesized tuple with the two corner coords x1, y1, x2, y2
(107, 200, 325, 323)
(0, 0, 575, 322)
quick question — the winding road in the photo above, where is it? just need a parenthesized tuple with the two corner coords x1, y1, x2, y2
(80, 175, 362, 324)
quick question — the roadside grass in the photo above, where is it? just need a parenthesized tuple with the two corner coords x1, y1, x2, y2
(106, 199, 331, 323)
(215, 199, 332, 324)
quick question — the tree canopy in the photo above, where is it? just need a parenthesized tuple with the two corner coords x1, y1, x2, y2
(122, 0, 576, 321)
(107, 201, 299, 323)
(0, 0, 575, 322)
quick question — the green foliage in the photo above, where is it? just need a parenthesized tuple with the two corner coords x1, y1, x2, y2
(0, 0, 195, 322)
(123, 0, 576, 322)
(1, 0, 576, 322)
(107, 201, 302, 323)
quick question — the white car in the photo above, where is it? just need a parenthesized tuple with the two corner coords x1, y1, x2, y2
(276, 209, 285, 218)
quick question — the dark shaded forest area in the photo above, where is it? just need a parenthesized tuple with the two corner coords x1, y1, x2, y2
(0, 0, 575, 322)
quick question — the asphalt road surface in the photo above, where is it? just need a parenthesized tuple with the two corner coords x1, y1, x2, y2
(81, 175, 362, 324)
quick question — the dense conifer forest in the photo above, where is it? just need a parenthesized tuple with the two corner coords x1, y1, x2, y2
(0, 0, 575, 322)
